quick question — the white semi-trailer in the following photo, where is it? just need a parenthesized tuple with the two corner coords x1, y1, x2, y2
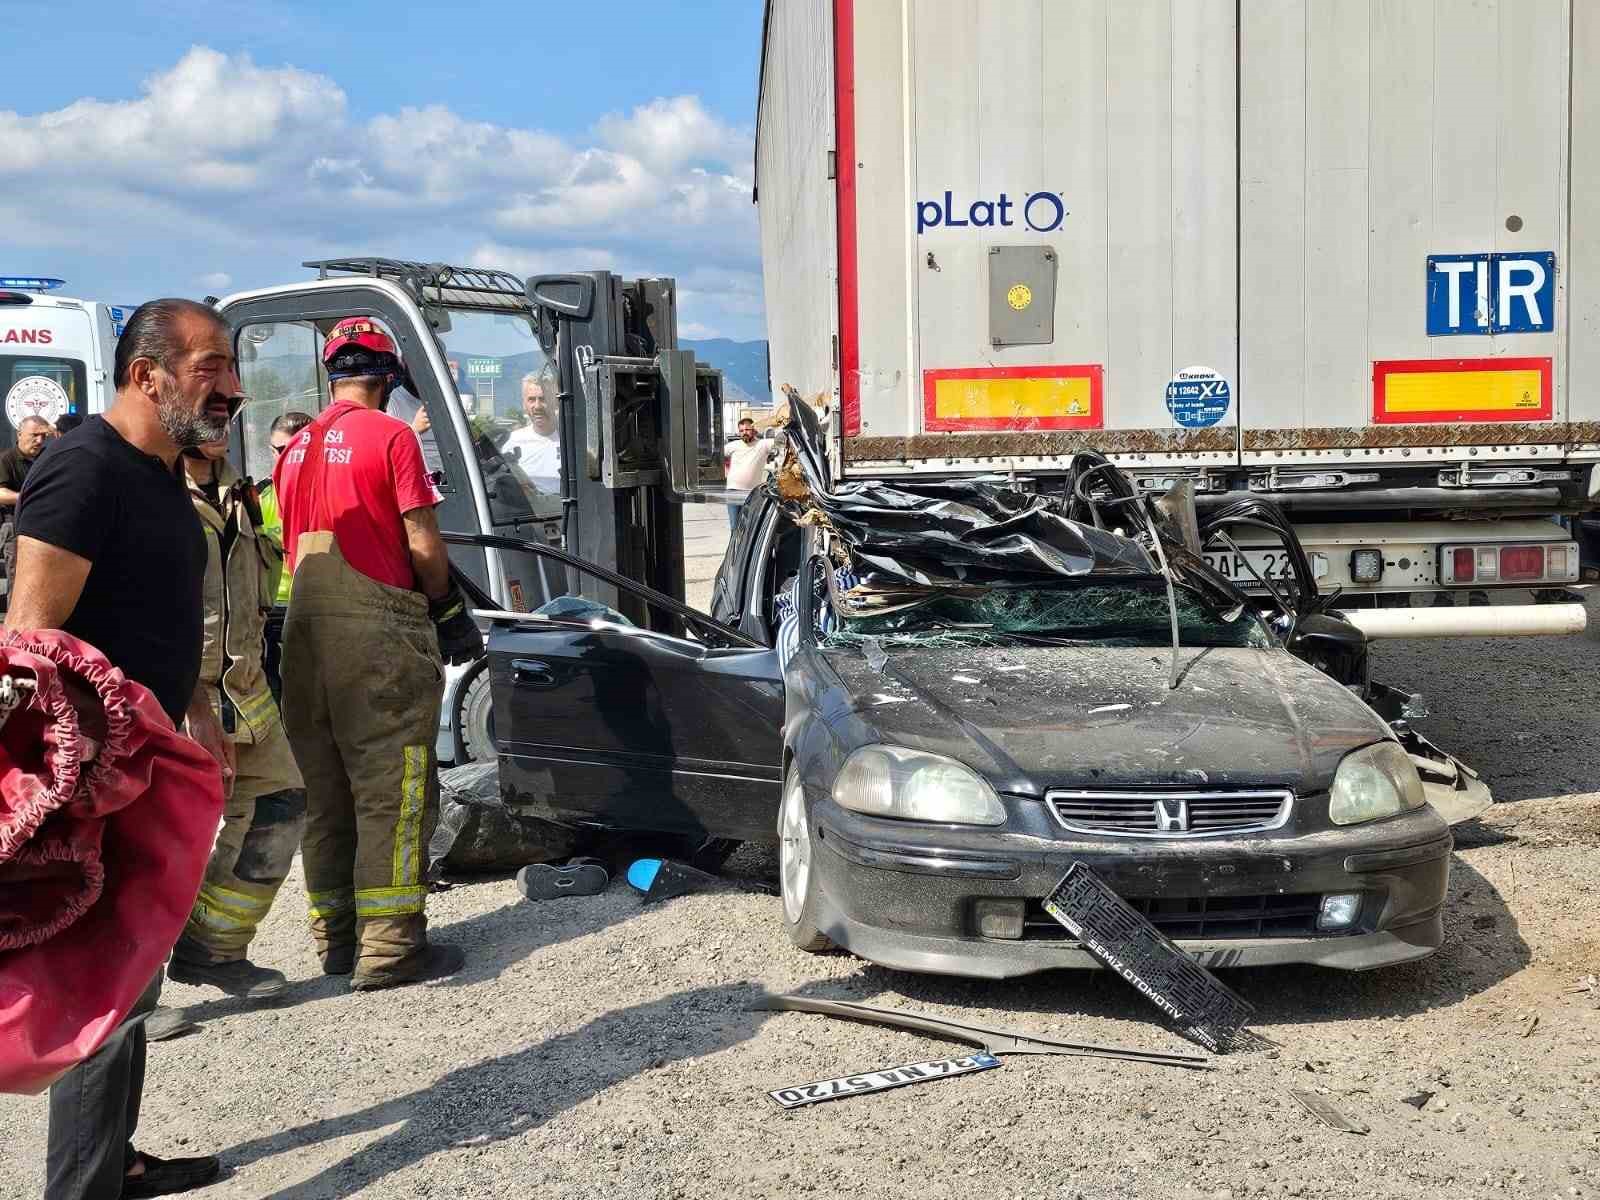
(755, 0, 1598, 633)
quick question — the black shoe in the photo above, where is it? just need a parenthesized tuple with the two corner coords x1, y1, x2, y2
(143, 1007, 199, 1043)
(121, 1151, 221, 1198)
(517, 861, 609, 902)
(349, 943, 465, 992)
(166, 957, 287, 1000)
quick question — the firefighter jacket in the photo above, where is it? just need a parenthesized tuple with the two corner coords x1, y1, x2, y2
(186, 459, 282, 744)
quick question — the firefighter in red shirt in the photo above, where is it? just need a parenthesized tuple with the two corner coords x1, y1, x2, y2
(273, 318, 482, 989)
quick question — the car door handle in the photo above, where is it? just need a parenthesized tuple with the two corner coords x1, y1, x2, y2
(511, 658, 555, 686)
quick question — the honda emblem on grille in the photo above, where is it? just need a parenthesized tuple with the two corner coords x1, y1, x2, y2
(1153, 797, 1189, 832)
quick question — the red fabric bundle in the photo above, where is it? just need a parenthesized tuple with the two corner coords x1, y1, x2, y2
(0, 630, 223, 1094)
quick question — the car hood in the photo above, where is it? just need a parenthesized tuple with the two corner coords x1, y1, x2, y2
(815, 642, 1391, 796)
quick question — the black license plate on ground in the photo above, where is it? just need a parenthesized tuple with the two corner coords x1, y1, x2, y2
(767, 1053, 1002, 1109)
(1043, 862, 1254, 1054)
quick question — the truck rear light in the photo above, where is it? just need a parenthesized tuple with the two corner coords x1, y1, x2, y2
(1499, 546, 1545, 581)
(1442, 541, 1580, 585)
(1349, 548, 1385, 583)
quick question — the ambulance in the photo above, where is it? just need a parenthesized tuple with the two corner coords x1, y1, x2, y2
(0, 278, 136, 443)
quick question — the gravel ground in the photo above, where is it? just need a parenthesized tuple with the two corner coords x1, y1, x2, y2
(3, 543, 1597, 1199)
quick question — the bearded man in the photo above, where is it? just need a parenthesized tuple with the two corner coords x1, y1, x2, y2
(9, 297, 236, 1200)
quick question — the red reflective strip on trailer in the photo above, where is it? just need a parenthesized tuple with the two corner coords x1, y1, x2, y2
(834, 0, 860, 437)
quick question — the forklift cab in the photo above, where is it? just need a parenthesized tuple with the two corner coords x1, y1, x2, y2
(217, 260, 740, 764)
(217, 258, 563, 610)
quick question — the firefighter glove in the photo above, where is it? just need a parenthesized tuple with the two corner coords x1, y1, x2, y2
(430, 581, 485, 665)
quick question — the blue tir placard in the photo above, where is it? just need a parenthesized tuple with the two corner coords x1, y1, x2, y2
(1426, 252, 1555, 336)
(1165, 367, 1231, 429)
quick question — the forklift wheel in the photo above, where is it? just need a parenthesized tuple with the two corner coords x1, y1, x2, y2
(455, 663, 495, 764)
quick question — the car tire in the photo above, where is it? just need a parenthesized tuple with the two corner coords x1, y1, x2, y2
(778, 767, 830, 952)
(455, 663, 495, 764)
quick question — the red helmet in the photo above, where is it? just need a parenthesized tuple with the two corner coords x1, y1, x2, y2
(323, 317, 400, 378)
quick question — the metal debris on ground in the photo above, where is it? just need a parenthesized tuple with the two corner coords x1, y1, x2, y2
(1289, 1089, 1370, 1135)
(1400, 1091, 1435, 1110)
(1043, 863, 1255, 1054)
(1520, 1014, 1540, 1038)
(767, 1053, 1002, 1109)
(754, 994, 1209, 1070)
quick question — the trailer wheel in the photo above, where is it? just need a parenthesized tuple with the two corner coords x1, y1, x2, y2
(454, 663, 495, 764)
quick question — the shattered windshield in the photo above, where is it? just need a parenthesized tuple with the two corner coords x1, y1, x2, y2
(826, 582, 1270, 649)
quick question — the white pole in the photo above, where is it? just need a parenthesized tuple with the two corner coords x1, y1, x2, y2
(1340, 603, 1587, 640)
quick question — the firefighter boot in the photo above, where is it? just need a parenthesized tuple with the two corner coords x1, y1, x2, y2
(349, 914, 465, 991)
(172, 732, 305, 999)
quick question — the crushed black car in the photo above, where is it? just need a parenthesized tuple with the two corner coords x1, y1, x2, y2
(479, 400, 1488, 979)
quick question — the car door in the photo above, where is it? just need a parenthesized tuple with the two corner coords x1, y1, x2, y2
(482, 538, 786, 841)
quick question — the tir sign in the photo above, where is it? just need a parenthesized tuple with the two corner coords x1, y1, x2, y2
(1427, 252, 1555, 336)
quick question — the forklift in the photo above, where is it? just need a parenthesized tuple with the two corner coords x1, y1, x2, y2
(216, 258, 733, 761)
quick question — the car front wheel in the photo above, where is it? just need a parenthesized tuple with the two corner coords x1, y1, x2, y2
(778, 767, 830, 952)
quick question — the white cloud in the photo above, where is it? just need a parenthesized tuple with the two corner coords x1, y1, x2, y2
(595, 96, 753, 174)
(0, 50, 765, 340)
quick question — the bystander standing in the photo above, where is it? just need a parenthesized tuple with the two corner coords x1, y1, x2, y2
(8, 298, 237, 1200)
(722, 416, 776, 528)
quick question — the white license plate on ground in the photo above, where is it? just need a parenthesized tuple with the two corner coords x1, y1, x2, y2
(767, 1053, 1002, 1109)
(1202, 549, 1328, 589)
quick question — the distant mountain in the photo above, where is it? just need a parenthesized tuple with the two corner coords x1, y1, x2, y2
(684, 338, 770, 407)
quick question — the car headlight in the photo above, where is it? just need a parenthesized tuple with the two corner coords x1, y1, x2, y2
(1328, 741, 1426, 826)
(832, 745, 1006, 825)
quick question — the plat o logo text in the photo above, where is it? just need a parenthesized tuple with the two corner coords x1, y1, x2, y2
(916, 190, 1069, 235)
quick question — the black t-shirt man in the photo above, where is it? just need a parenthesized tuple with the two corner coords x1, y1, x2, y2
(16, 416, 206, 723)
(0, 445, 35, 498)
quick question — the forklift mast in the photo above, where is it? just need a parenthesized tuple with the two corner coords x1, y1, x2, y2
(527, 272, 733, 628)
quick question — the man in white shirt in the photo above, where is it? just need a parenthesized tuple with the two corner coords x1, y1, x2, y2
(723, 417, 776, 528)
(502, 373, 561, 495)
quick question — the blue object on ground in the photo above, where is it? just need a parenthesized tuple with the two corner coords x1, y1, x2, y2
(626, 858, 662, 893)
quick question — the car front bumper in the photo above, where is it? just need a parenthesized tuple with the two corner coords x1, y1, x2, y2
(808, 797, 1452, 979)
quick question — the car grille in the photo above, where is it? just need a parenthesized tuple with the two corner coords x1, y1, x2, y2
(1045, 789, 1293, 837)
(1021, 894, 1325, 940)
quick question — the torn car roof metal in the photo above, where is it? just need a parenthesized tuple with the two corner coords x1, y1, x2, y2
(773, 394, 1248, 621)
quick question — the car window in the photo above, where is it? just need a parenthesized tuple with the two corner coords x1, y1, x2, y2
(826, 581, 1272, 649)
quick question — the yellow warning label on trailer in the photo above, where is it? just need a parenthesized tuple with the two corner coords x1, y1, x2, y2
(922, 366, 1103, 431)
(1373, 358, 1552, 424)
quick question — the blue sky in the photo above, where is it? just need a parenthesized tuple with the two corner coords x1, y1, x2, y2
(0, 0, 771, 340)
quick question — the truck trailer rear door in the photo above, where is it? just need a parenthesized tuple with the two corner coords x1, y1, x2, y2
(1239, 0, 1577, 465)
(837, 0, 1240, 475)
